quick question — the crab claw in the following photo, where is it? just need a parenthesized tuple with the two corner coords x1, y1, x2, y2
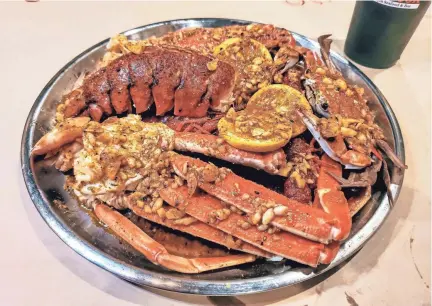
(326, 157, 382, 189)
(326, 171, 370, 188)
(93, 203, 256, 273)
(381, 159, 394, 206)
(296, 110, 365, 170)
(317, 34, 340, 77)
(375, 139, 408, 170)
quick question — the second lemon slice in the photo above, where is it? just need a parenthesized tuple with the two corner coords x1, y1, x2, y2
(213, 37, 273, 107)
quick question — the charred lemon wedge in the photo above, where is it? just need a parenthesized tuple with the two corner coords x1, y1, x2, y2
(218, 108, 292, 153)
(246, 84, 312, 137)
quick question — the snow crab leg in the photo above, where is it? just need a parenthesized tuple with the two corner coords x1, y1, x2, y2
(94, 203, 256, 273)
(32, 117, 289, 176)
(160, 186, 334, 267)
(173, 132, 288, 176)
(313, 155, 351, 239)
(311, 154, 352, 263)
(171, 155, 348, 243)
(32, 117, 90, 156)
(125, 196, 271, 258)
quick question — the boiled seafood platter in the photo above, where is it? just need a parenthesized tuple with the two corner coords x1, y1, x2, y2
(22, 19, 406, 294)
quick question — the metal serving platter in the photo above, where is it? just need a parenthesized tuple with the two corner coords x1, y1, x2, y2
(21, 18, 405, 295)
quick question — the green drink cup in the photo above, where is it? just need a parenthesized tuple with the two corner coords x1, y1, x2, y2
(344, 0, 430, 69)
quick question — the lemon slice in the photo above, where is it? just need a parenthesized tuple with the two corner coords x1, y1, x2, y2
(213, 37, 272, 62)
(218, 108, 292, 153)
(213, 38, 273, 107)
(246, 84, 312, 137)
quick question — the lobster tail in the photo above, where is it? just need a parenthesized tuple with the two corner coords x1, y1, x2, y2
(62, 47, 236, 120)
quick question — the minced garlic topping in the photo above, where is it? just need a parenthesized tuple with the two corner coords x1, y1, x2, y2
(73, 115, 174, 195)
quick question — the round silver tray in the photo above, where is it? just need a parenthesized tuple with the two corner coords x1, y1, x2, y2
(21, 18, 405, 295)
